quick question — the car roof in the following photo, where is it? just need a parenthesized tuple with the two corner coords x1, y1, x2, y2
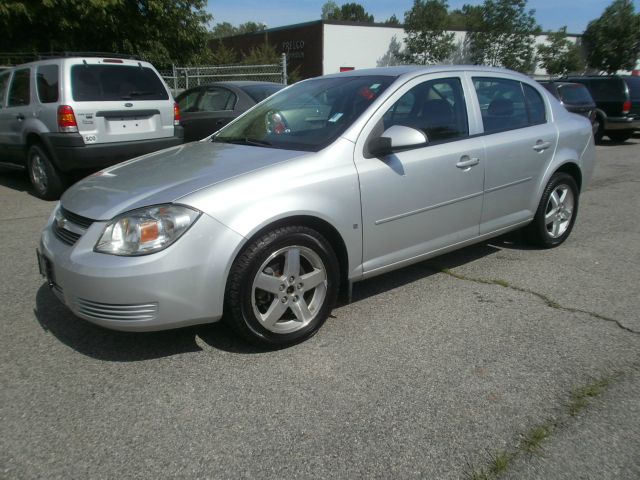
(319, 65, 533, 82)
(195, 81, 283, 87)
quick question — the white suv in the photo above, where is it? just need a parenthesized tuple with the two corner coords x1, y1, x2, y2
(0, 55, 184, 199)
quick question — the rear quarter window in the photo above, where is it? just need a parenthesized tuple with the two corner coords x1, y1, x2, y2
(71, 64, 169, 102)
(36, 64, 59, 103)
(557, 84, 594, 105)
(623, 77, 640, 101)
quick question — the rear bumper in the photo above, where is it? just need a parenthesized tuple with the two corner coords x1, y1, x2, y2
(604, 116, 640, 132)
(42, 127, 184, 172)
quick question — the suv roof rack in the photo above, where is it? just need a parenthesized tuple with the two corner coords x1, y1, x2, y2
(0, 51, 141, 65)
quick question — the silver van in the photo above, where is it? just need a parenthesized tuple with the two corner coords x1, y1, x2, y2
(0, 55, 184, 199)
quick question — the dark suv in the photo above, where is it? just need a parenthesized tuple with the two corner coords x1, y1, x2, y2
(539, 81, 597, 133)
(564, 75, 639, 143)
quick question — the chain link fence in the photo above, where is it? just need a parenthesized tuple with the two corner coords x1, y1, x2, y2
(160, 54, 287, 95)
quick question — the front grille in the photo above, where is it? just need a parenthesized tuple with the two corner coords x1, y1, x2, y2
(52, 223, 81, 245)
(75, 298, 159, 322)
(60, 207, 94, 229)
(52, 207, 95, 246)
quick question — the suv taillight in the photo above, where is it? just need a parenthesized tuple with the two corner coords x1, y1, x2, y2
(622, 100, 631, 114)
(57, 105, 78, 133)
(173, 102, 181, 126)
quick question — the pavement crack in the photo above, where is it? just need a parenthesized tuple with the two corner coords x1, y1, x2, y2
(437, 268, 640, 336)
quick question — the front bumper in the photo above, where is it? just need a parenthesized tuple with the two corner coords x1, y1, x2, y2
(41, 127, 184, 172)
(38, 207, 244, 332)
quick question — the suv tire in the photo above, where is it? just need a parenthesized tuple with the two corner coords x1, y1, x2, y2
(27, 144, 67, 200)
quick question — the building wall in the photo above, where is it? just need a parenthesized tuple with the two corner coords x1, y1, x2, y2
(322, 23, 580, 77)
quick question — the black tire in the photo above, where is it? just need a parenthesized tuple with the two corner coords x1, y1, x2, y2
(607, 130, 633, 143)
(524, 172, 579, 248)
(27, 143, 66, 200)
(225, 225, 340, 347)
(594, 116, 605, 144)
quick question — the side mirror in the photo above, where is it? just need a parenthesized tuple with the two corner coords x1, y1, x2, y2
(369, 125, 428, 156)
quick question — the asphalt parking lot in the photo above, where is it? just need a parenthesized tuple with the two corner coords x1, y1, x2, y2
(1, 139, 639, 479)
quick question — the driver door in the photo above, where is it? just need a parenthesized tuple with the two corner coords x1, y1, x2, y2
(353, 73, 486, 275)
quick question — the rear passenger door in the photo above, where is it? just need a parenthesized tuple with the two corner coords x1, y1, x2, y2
(181, 86, 238, 142)
(471, 76, 557, 234)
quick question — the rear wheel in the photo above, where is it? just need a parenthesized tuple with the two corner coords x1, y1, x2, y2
(607, 130, 633, 143)
(27, 144, 66, 200)
(524, 172, 579, 248)
(225, 225, 339, 347)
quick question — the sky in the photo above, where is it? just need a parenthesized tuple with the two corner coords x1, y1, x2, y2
(208, 0, 640, 35)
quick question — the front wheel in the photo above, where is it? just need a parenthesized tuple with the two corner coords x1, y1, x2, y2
(524, 172, 579, 248)
(225, 226, 339, 347)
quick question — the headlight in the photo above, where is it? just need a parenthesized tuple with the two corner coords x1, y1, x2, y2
(95, 204, 201, 256)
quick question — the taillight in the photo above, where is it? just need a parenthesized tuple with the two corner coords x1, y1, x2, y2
(173, 102, 181, 126)
(622, 100, 631, 114)
(57, 105, 78, 133)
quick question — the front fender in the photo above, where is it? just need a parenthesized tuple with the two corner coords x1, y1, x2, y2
(179, 139, 364, 280)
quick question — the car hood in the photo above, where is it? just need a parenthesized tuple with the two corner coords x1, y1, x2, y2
(61, 141, 307, 220)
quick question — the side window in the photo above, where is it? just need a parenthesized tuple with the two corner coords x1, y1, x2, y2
(8, 68, 31, 107)
(197, 88, 236, 112)
(36, 64, 59, 103)
(473, 77, 528, 134)
(177, 90, 201, 112)
(0, 71, 11, 108)
(523, 84, 546, 125)
(383, 77, 469, 142)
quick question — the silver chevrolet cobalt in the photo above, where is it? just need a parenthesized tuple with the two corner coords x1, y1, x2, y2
(39, 66, 595, 346)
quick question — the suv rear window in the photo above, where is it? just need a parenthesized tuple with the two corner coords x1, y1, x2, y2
(583, 78, 626, 101)
(557, 84, 593, 105)
(71, 65, 169, 102)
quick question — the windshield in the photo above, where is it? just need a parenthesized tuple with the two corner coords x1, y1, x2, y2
(213, 75, 394, 151)
(557, 84, 594, 105)
(71, 64, 169, 101)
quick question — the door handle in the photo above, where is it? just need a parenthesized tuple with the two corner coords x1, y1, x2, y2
(16, 114, 25, 121)
(456, 156, 480, 169)
(533, 140, 551, 152)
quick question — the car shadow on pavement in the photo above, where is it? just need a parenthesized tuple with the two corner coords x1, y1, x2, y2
(34, 284, 274, 361)
(0, 168, 31, 193)
(33, 233, 531, 361)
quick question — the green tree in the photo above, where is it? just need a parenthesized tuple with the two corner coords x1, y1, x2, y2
(210, 21, 267, 39)
(402, 0, 456, 64)
(322, 2, 374, 22)
(0, 0, 212, 67)
(210, 40, 238, 64)
(241, 43, 279, 65)
(464, 0, 541, 72)
(583, 0, 640, 73)
(321, 1, 340, 20)
(537, 27, 584, 75)
(383, 14, 401, 26)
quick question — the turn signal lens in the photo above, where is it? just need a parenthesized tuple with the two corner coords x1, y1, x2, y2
(173, 102, 181, 126)
(57, 105, 78, 133)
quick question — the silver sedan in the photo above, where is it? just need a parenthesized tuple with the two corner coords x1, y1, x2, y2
(38, 66, 595, 347)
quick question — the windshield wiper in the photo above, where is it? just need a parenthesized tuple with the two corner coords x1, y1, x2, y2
(122, 91, 155, 99)
(214, 137, 272, 147)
